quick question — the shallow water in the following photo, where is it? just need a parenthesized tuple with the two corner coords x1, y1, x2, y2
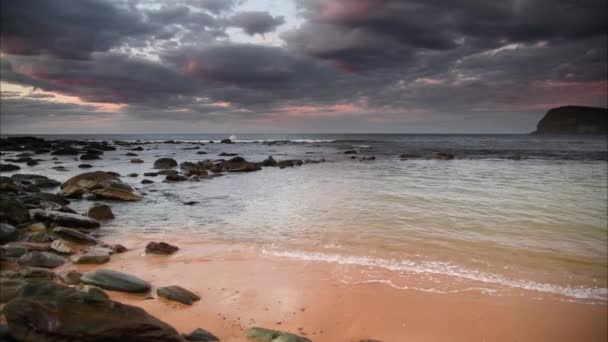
(2, 133, 607, 301)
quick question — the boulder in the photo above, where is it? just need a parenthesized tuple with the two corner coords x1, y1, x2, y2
(165, 174, 188, 182)
(91, 188, 142, 201)
(245, 327, 311, 342)
(0, 164, 20, 172)
(57, 270, 83, 285)
(52, 227, 100, 245)
(18, 267, 55, 280)
(157, 285, 201, 305)
(3, 280, 181, 341)
(88, 203, 114, 220)
(81, 269, 151, 293)
(61, 171, 119, 190)
(71, 249, 111, 264)
(11, 174, 61, 188)
(18, 251, 67, 268)
(0, 177, 22, 192)
(75, 284, 109, 300)
(183, 328, 220, 341)
(153, 158, 178, 169)
(20, 192, 70, 206)
(60, 185, 89, 198)
(260, 155, 277, 166)
(0, 279, 27, 303)
(158, 169, 179, 175)
(141, 179, 154, 184)
(0, 198, 30, 225)
(50, 239, 74, 254)
(146, 241, 179, 255)
(30, 209, 100, 229)
(0, 223, 17, 243)
(1, 245, 28, 258)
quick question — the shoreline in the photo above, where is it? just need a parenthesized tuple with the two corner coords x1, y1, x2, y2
(61, 233, 607, 342)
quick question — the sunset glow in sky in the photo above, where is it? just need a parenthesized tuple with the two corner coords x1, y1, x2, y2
(1, 0, 606, 133)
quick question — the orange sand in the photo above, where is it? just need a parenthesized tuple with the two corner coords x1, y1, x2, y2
(56, 234, 608, 342)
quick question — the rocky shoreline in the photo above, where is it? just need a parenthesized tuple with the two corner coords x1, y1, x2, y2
(0, 136, 405, 341)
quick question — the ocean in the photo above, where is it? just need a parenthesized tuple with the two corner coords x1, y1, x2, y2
(2, 133, 607, 302)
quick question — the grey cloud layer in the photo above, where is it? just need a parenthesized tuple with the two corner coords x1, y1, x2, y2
(1, 0, 606, 133)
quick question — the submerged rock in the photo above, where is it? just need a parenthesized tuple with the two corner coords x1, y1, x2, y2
(81, 269, 151, 293)
(145, 241, 179, 255)
(157, 285, 201, 305)
(3, 280, 180, 341)
(245, 327, 311, 342)
(18, 251, 67, 268)
(0, 163, 20, 172)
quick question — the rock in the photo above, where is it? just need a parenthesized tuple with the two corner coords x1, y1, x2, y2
(219, 152, 238, 156)
(0, 176, 22, 192)
(276, 160, 303, 168)
(18, 251, 67, 268)
(81, 269, 151, 293)
(183, 201, 199, 206)
(25, 222, 47, 233)
(128, 173, 139, 177)
(126, 152, 139, 156)
(183, 328, 220, 341)
(360, 156, 376, 161)
(26, 160, 39, 166)
(71, 249, 111, 264)
(58, 270, 83, 285)
(19, 266, 55, 279)
(51, 148, 79, 155)
(344, 150, 358, 154)
(196, 151, 208, 155)
(91, 187, 142, 201)
(144, 172, 158, 176)
(245, 327, 311, 342)
(88, 203, 114, 220)
(165, 174, 188, 182)
(52, 227, 99, 245)
(146, 241, 179, 255)
(3, 280, 181, 341)
(0, 163, 20, 172)
(75, 284, 109, 300)
(21, 192, 70, 206)
(50, 239, 74, 254)
(30, 209, 101, 229)
(220, 138, 232, 144)
(430, 152, 455, 160)
(0, 198, 31, 224)
(2, 245, 28, 257)
(0, 223, 17, 243)
(153, 158, 178, 169)
(260, 155, 277, 166)
(62, 171, 119, 190)
(0, 325, 17, 342)
(60, 185, 89, 198)
(158, 169, 179, 175)
(11, 174, 61, 188)
(80, 154, 101, 160)
(5, 241, 51, 251)
(180, 162, 209, 176)
(78, 163, 93, 168)
(533, 106, 608, 134)
(131, 158, 145, 163)
(157, 285, 201, 305)
(0, 278, 27, 303)
(141, 179, 154, 184)
(26, 231, 55, 243)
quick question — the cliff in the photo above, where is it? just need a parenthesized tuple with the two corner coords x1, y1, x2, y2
(533, 106, 608, 134)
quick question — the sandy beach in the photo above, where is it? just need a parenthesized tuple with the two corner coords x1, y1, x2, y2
(55, 233, 607, 342)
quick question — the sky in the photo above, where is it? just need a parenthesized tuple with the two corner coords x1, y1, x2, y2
(0, 0, 606, 134)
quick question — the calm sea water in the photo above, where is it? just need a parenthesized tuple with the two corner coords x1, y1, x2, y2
(3, 134, 607, 301)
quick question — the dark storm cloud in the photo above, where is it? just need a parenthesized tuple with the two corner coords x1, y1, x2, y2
(226, 11, 286, 35)
(0, 0, 606, 133)
(0, 0, 160, 60)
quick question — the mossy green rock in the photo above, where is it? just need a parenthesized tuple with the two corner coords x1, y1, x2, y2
(246, 327, 311, 342)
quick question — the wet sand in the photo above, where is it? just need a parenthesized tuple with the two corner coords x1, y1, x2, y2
(59, 234, 608, 342)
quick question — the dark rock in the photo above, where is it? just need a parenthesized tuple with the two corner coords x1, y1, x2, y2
(146, 241, 179, 255)
(533, 106, 608, 134)
(183, 327, 220, 341)
(0, 279, 27, 303)
(0, 324, 17, 342)
(183, 201, 199, 205)
(0, 223, 17, 243)
(71, 249, 111, 264)
(3, 280, 180, 341)
(30, 209, 100, 229)
(157, 285, 201, 305)
(245, 327, 311, 342)
(128, 173, 139, 177)
(81, 269, 151, 293)
(430, 152, 455, 160)
(2, 244, 28, 257)
(126, 152, 139, 156)
(34, 148, 51, 154)
(21, 192, 70, 206)
(0, 176, 22, 192)
(144, 172, 158, 176)
(57, 270, 83, 285)
(220, 139, 232, 144)
(0, 198, 30, 224)
(141, 179, 154, 184)
(109, 244, 128, 253)
(196, 151, 208, 155)
(158, 169, 179, 175)
(165, 174, 188, 182)
(260, 155, 277, 166)
(219, 152, 238, 156)
(344, 150, 357, 154)
(51, 148, 79, 155)
(85, 149, 104, 156)
(75, 284, 109, 300)
(78, 164, 93, 168)
(19, 266, 56, 279)
(276, 160, 303, 168)
(88, 203, 114, 220)
(52, 227, 99, 245)
(18, 251, 67, 268)
(80, 154, 101, 160)
(360, 156, 376, 161)
(180, 162, 209, 176)
(131, 158, 144, 163)
(153, 158, 178, 169)
(26, 160, 39, 166)
(399, 153, 421, 159)
(131, 146, 144, 151)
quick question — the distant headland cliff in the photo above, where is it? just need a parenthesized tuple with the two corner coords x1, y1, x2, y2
(533, 106, 607, 134)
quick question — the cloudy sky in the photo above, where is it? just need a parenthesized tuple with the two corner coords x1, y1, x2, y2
(1, 0, 606, 134)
